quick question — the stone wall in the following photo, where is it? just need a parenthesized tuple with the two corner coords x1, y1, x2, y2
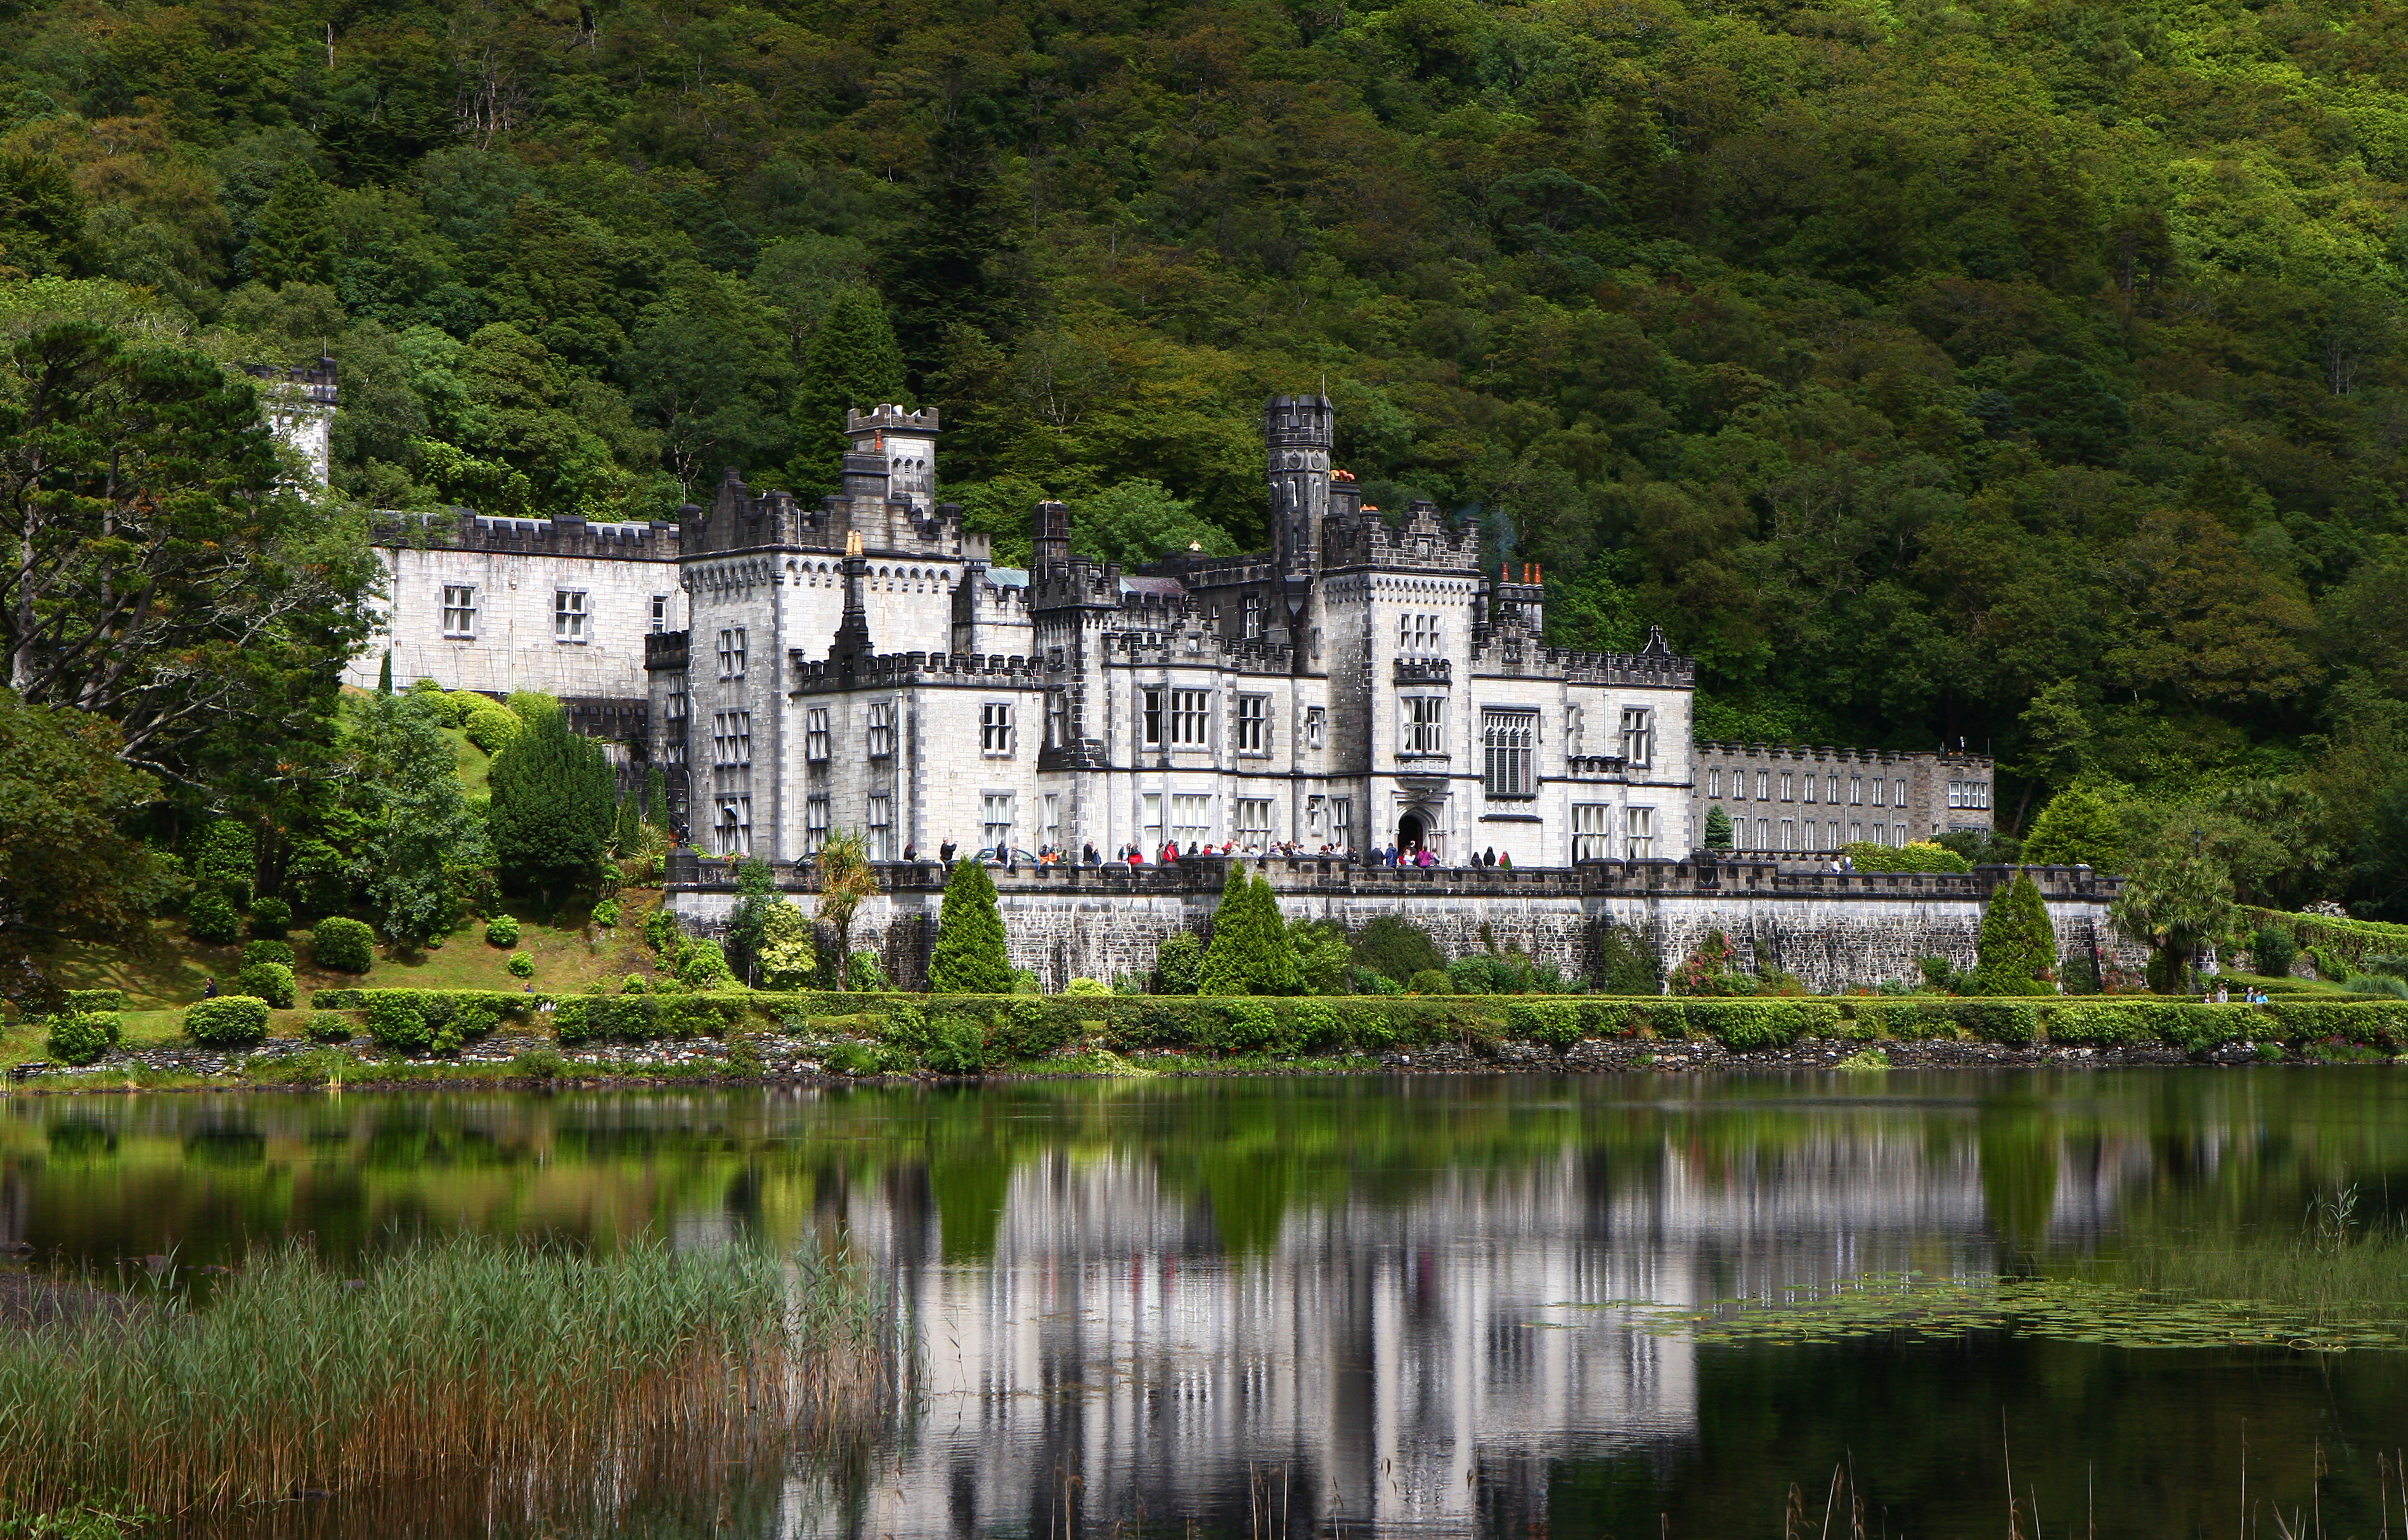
(666, 857, 2136, 994)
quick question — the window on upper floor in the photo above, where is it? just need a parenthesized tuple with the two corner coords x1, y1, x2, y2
(1170, 690, 1209, 747)
(718, 628, 746, 678)
(1171, 794, 1212, 848)
(665, 673, 687, 722)
(1235, 798, 1272, 844)
(1780, 773, 1794, 801)
(1871, 777, 1887, 807)
(651, 594, 670, 632)
(1396, 612, 1444, 654)
(1401, 695, 1446, 754)
(1707, 768, 1722, 799)
(554, 590, 587, 643)
(805, 708, 829, 763)
(1235, 695, 1267, 754)
(867, 796, 892, 861)
(442, 585, 478, 639)
(805, 795, 829, 855)
(981, 701, 1014, 756)
(1044, 690, 1066, 749)
(1756, 770, 1771, 800)
(1141, 687, 1163, 748)
(1242, 594, 1263, 640)
(867, 701, 895, 759)
(1801, 773, 1818, 804)
(1627, 806, 1655, 860)
(1895, 778, 1909, 809)
(1305, 706, 1326, 751)
(1332, 797, 1352, 847)
(983, 793, 1016, 852)
(1621, 707, 1654, 768)
(715, 798, 750, 856)
(1483, 709, 1537, 797)
(1849, 776, 1864, 805)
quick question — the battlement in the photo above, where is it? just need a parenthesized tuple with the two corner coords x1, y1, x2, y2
(1264, 393, 1333, 446)
(790, 649, 1042, 691)
(845, 404, 940, 437)
(1321, 500, 1480, 573)
(1028, 555, 1129, 610)
(1136, 552, 1278, 591)
(682, 469, 973, 559)
(1695, 739, 1994, 770)
(371, 509, 680, 562)
(644, 630, 690, 672)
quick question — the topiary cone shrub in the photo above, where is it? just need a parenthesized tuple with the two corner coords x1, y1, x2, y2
(311, 917, 376, 974)
(928, 858, 1012, 993)
(187, 997, 269, 1047)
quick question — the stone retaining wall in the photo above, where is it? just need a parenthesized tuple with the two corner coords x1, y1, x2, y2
(668, 857, 2139, 993)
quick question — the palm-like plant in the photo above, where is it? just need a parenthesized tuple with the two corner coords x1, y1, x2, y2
(815, 828, 881, 989)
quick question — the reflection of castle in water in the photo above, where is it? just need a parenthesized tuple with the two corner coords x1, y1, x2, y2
(806, 1130, 2142, 1538)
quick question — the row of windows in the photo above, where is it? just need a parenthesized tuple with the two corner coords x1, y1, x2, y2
(439, 586, 671, 642)
(1947, 779, 1992, 809)
(1716, 812, 1914, 851)
(1139, 793, 1356, 848)
(1706, 767, 1918, 808)
(1397, 612, 1445, 654)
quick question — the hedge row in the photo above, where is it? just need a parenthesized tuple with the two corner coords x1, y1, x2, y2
(300, 986, 2408, 1057)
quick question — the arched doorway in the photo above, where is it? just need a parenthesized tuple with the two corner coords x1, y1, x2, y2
(1397, 812, 1427, 853)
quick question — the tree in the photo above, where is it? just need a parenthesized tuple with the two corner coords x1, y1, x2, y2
(0, 323, 379, 780)
(928, 857, 1011, 992)
(486, 700, 614, 902)
(1974, 870, 2058, 994)
(1704, 805, 1734, 851)
(2112, 847, 2237, 993)
(788, 287, 905, 489)
(1062, 480, 1236, 568)
(756, 900, 818, 989)
(0, 690, 159, 1012)
(813, 826, 881, 989)
(0, 153, 91, 279)
(1198, 866, 1298, 995)
(2023, 784, 2128, 870)
(248, 160, 334, 288)
(346, 691, 491, 946)
(620, 261, 794, 494)
(723, 856, 780, 981)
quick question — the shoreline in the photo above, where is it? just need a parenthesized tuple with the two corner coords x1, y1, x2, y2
(0, 1033, 2347, 1098)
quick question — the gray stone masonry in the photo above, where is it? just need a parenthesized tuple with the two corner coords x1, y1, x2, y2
(667, 855, 2135, 995)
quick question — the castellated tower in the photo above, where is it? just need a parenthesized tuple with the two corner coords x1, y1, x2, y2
(845, 404, 940, 515)
(1264, 394, 1333, 577)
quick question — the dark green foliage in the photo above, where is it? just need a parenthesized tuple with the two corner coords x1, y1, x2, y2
(929, 859, 1011, 993)
(1406, 969, 1451, 995)
(1703, 806, 1733, 851)
(2024, 785, 2128, 870)
(235, 961, 296, 1009)
(486, 702, 615, 899)
(2251, 927, 2299, 980)
(1153, 933, 1203, 995)
(1198, 868, 1297, 996)
(0, 152, 91, 278)
(306, 1011, 353, 1043)
(1975, 872, 2059, 995)
(310, 917, 375, 974)
(788, 288, 906, 491)
(248, 161, 334, 287)
(1352, 916, 1445, 987)
(1592, 922, 1663, 995)
(366, 992, 429, 1052)
(643, 908, 681, 957)
(722, 858, 779, 983)
(247, 898, 292, 939)
(1446, 952, 1584, 995)
(1507, 998, 1583, 1047)
(187, 996, 269, 1046)
(46, 1011, 119, 1065)
(186, 890, 242, 945)
(675, 938, 731, 989)
(193, 821, 256, 908)
(846, 950, 892, 992)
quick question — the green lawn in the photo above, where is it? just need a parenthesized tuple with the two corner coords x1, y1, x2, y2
(15, 892, 671, 1058)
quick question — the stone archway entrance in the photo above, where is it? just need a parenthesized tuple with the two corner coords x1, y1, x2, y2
(1397, 811, 1427, 853)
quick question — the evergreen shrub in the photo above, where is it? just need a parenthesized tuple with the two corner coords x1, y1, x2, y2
(248, 898, 292, 939)
(60, 990, 127, 1014)
(1508, 998, 1582, 1046)
(242, 940, 295, 967)
(929, 859, 1012, 993)
(306, 1011, 353, 1043)
(1153, 933, 1203, 994)
(1352, 916, 1444, 985)
(187, 890, 241, 945)
(2251, 927, 2299, 980)
(311, 917, 375, 973)
(235, 961, 296, 1009)
(507, 952, 534, 978)
(592, 899, 620, 928)
(366, 993, 429, 1052)
(187, 997, 269, 1046)
(486, 914, 521, 948)
(46, 1011, 119, 1065)
(675, 938, 730, 988)
(1974, 872, 2059, 995)
(1593, 922, 1662, 996)
(1406, 969, 1450, 995)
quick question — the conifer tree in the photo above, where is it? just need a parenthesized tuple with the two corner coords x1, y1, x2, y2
(929, 857, 1011, 992)
(377, 651, 392, 694)
(486, 699, 615, 902)
(1975, 870, 2059, 995)
(788, 287, 907, 491)
(1704, 805, 1733, 851)
(248, 160, 333, 288)
(1198, 865, 1297, 995)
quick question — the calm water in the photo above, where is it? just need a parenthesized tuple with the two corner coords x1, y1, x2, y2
(11, 1070, 2408, 1538)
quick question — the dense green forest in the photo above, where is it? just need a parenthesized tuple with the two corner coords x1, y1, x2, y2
(0, 0, 2405, 924)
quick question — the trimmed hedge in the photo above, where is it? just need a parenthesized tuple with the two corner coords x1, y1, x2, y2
(289, 987, 2408, 1061)
(235, 961, 296, 1009)
(57, 989, 127, 1014)
(311, 917, 376, 974)
(241, 940, 296, 968)
(46, 1011, 120, 1065)
(187, 997, 270, 1046)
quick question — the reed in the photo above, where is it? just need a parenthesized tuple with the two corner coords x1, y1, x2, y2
(0, 1236, 890, 1522)
(2107, 1187, 2408, 1329)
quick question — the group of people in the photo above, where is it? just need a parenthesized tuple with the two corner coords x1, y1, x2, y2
(907, 838, 1539, 870)
(1109, 840, 1354, 865)
(2213, 981, 2274, 1006)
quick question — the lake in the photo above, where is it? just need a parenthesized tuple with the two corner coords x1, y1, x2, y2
(9, 1070, 2408, 1537)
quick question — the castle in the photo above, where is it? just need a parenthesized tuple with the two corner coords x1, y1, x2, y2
(349, 398, 1993, 868)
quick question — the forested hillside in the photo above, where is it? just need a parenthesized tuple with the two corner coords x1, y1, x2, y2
(1, 0, 2405, 912)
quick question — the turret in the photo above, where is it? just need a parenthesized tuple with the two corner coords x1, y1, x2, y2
(1032, 499, 1070, 569)
(1264, 394, 1333, 577)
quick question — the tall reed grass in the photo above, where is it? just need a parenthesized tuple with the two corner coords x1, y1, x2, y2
(2105, 1185, 2408, 1328)
(0, 1236, 890, 1523)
